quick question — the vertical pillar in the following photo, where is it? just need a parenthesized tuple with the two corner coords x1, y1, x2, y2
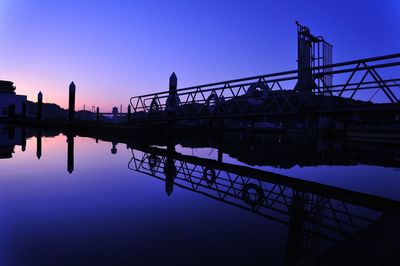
(37, 92, 43, 120)
(67, 134, 74, 174)
(96, 107, 100, 121)
(166, 73, 180, 125)
(68, 82, 76, 121)
(169, 72, 177, 94)
(127, 105, 132, 121)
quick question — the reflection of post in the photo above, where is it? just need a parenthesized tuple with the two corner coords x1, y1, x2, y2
(36, 130, 42, 159)
(286, 192, 307, 266)
(111, 142, 118, 154)
(21, 128, 27, 152)
(67, 134, 75, 174)
(164, 144, 176, 196)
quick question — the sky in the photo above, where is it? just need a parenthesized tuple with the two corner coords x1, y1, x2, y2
(0, 0, 399, 111)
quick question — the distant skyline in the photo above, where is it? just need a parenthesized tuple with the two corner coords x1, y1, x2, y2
(1, 0, 399, 110)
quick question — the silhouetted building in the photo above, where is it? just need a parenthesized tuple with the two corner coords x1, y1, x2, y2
(0, 80, 27, 116)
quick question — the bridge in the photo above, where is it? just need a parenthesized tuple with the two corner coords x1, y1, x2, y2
(129, 23, 400, 127)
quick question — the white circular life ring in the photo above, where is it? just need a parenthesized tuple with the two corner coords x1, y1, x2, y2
(149, 97, 161, 113)
(246, 83, 269, 106)
(205, 91, 220, 113)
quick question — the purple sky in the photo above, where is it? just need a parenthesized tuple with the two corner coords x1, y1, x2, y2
(0, 0, 399, 110)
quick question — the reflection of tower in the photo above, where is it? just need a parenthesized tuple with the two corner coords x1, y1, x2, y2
(163, 144, 176, 196)
(286, 192, 307, 266)
(111, 142, 118, 154)
(36, 130, 42, 160)
(67, 134, 75, 174)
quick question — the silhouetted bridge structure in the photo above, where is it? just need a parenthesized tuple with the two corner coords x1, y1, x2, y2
(129, 24, 400, 127)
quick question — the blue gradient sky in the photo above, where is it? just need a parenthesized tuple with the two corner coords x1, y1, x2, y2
(0, 0, 399, 110)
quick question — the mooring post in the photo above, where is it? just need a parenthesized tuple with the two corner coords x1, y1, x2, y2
(96, 107, 100, 121)
(8, 104, 15, 119)
(37, 91, 43, 120)
(21, 101, 27, 119)
(166, 72, 179, 127)
(68, 82, 76, 121)
(127, 105, 132, 121)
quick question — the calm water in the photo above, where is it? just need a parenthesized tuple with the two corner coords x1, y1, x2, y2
(0, 125, 399, 265)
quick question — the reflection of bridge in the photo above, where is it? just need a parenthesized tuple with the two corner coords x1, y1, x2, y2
(130, 24, 400, 127)
(127, 144, 400, 263)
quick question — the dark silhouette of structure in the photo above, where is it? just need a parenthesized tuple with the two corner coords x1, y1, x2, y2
(0, 80, 27, 116)
(129, 23, 400, 131)
(68, 82, 76, 121)
(37, 92, 43, 120)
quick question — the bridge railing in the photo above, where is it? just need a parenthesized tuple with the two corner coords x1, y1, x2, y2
(130, 53, 400, 121)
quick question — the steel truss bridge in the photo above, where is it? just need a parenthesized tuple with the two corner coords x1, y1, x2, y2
(130, 53, 400, 124)
(127, 145, 399, 252)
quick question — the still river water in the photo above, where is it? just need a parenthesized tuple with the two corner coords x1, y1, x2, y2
(0, 125, 399, 265)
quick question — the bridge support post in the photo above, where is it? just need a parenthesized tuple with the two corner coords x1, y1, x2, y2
(37, 92, 43, 120)
(68, 82, 76, 121)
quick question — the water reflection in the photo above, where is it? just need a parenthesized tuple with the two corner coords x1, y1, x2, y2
(126, 143, 399, 264)
(1, 124, 400, 265)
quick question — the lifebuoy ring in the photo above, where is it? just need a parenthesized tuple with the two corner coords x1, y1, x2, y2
(205, 91, 220, 113)
(148, 154, 161, 175)
(242, 183, 264, 207)
(246, 83, 269, 106)
(149, 97, 160, 113)
(202, 167, 217, 186)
